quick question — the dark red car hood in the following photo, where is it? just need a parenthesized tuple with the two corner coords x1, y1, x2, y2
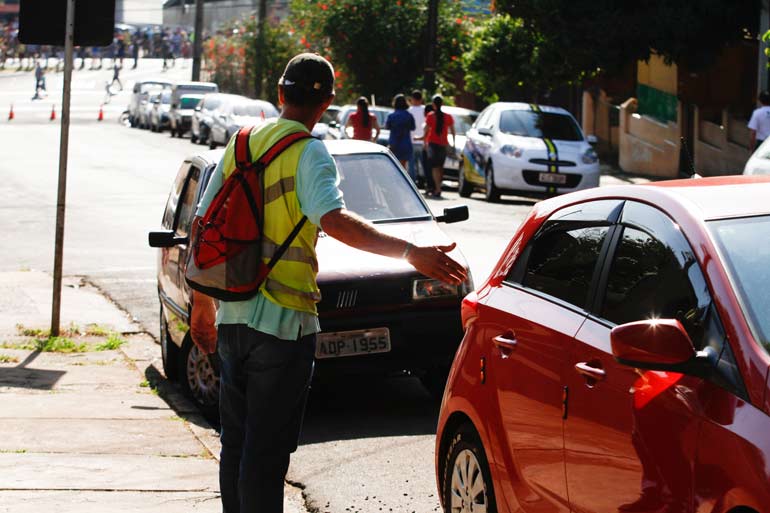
(316, 220, 466, 282)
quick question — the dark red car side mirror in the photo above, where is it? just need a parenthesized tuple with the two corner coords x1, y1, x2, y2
(610, 319, 696, 369)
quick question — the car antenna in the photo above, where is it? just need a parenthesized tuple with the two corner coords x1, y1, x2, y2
(680, 136, 701, 179)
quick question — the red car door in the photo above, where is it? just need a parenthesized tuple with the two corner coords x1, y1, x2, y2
(482, 200, 621, 513)
(564, 201, 745, 513)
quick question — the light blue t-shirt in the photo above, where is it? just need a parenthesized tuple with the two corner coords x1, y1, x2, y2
(196, 119, 345, 340)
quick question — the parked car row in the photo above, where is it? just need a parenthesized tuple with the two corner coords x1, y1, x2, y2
(145, 78, 770, 511)
(128, 80, 283, 148)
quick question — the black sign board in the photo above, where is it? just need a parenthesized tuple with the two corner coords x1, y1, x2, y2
(19, 0, 116, 47)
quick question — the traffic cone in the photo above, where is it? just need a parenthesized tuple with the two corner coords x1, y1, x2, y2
(50, 105, 56, 121)
(8, 104, 14, 121)
(97, 104, 104, 122)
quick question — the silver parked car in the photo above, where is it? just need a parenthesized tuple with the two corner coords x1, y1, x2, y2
(208, 98, 279, 149)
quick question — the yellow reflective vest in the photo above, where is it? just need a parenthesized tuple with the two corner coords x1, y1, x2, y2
(220, 119, 321, 314)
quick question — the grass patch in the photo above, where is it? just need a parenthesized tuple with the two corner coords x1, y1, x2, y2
(15, 324, 48, 337)
(140, 379, 159, 395)
(37, 337, 88, 353)
(1, 340, 39, 350)
(95, 333, 126, 351)
(0, 449, 27, 454)
(71, 359, 113, 366)
(84, 324, 110, 336)
(0, 354, 19, 363)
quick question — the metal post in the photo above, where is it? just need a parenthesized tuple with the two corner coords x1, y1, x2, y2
(423, 0, 439, 94)
(51, 0, 76, 337)
(192, 0, 205, 81)
(253, 0, 267, 98)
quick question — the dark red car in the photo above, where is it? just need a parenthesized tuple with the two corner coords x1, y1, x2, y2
(436, 176, 770, 513)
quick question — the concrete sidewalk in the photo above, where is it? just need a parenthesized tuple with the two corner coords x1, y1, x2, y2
(0, 271, 307, 512)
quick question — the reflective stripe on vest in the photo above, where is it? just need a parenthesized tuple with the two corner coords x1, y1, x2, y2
(264, 278, 322, 302)
(220, 119, 320, 314)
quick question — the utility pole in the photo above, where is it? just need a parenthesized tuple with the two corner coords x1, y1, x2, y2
(51, 0, 76, 337)
(254, 0, 267, 98)
(192, 0, 205, 81)
(423, 0, 439, 94)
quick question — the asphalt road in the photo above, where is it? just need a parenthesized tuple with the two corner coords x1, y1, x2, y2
(0, 59, 615, 513)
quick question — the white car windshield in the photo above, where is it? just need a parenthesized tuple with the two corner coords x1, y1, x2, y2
(499, 110, 583, 141)
(709, 215, 770, 351)
(334, 153, 430, 223)
(453, 113, 477, 136)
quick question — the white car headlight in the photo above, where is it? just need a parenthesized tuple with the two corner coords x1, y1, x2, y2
(582, 147, 599, 164)
(500, 145, 523, 158)
(412, 279, 459, 300)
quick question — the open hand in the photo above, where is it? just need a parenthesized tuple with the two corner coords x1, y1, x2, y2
(406, 242, 468, 285)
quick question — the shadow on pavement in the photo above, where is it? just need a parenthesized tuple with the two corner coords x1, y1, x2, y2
(0, 351, 66, 390)
(299, 374, 440, 445)
(143, 363, 217, 431)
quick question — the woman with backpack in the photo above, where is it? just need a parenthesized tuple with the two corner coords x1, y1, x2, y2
(346, 96, 380, 142)
(422, 94, 455, 198)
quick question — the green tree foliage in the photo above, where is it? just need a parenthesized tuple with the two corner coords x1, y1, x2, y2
(463, 14, 568, 102)
(495, 0, 759, 72)
(203, 16, 301, 106)
(289, 0, 471, 103)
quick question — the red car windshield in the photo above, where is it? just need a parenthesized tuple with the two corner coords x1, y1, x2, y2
(709, 215, 770, 351)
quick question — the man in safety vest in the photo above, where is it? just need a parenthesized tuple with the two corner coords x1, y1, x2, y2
(190, 53, 467, 513)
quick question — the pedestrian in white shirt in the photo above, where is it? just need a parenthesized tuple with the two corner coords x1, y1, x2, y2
(408, 90, 426, 185)
(748, 91, 770, 151)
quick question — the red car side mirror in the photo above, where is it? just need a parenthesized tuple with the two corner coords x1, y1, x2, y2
(610, 319, 696, 369)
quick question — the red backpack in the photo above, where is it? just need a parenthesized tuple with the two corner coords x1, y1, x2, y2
(185, 126, 312, 301)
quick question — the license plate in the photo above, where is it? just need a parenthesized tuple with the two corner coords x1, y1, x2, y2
(315, 327, 391, 359)
(538, 172, 567, 185)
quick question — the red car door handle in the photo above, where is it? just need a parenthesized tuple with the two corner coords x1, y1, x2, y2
(574, 362, 606, 380)
(493, 333, 517, 358)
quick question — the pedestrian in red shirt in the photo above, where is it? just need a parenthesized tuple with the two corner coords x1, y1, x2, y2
(422, 95, 455, 197)
(346, 96, 380, 141)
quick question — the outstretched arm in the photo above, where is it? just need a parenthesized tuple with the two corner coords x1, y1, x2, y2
(320, 208, 467, 285)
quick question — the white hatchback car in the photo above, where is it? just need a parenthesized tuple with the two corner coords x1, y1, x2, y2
(458, 102, 600, 201)
(743, 137, 770, 175)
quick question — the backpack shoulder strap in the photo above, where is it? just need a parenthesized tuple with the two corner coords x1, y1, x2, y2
(234, 125, 255, 171)
(234, 127, 313, 172)
(257, 130, 313, 169)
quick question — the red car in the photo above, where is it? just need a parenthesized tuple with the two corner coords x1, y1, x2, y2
(436, 176, 770, 513)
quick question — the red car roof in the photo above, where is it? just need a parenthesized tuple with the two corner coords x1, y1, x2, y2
(537, 176, 770, 222)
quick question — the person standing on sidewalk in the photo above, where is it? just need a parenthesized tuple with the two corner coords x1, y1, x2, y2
(422, 94, 455, 198)
(385, 94, 415, 171)
(748, 91, 770, 152)
(407, 90, 426, 186)
(345, 96, 380, 141)
(190, 53, 467, 513)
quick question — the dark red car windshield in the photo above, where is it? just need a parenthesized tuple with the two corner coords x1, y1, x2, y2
(709, 215, 770, 351)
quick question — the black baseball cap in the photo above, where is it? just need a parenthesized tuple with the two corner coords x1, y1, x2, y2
(278, 53, 335, 97)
